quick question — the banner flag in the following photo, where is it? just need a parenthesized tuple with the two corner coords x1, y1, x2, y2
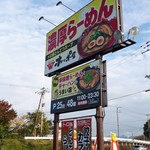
(111, 132, 120, 150)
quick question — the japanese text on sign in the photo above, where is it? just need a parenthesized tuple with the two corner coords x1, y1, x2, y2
(47, 0, 114, 51)
(45, 0, 119, 76)
(51, 60, 101, 114)
(77, 118, 92, 150)
(62, 120, 74, 150)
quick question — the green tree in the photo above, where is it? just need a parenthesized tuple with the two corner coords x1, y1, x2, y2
(16, 111, 52, 137)
(143, 119, 150, 140)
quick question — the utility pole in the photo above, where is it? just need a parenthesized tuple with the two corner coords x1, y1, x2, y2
(116, 107, 121, 138)
(33, 87, 49, 137)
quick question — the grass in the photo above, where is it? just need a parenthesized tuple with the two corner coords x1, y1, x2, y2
(1, 139, 53, 150)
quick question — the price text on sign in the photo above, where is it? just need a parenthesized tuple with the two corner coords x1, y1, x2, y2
(51, 90, 100, 113)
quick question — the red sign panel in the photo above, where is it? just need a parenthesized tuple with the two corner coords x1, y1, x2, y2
(77, 118, 92, 150)
(61, 120, 74, 150)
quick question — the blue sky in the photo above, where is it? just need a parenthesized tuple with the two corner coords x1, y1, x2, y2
(0, 0, 150, 137)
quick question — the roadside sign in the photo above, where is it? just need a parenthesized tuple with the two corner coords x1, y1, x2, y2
(62, 120, 74, 150)
(51, 60, 100, 113)
(45, 0, 121, 77)
(77, 118, 92, 150)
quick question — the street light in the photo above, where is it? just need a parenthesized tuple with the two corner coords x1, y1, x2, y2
(114, 30, 124, 44)
(128, 26, 139, 39)
(56, 1, 76, 13)
(145, 89, 150, 92)
(39, 16, 57, 26)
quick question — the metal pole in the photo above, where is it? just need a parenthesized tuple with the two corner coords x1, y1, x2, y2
(39, 16, 57, 26)
(96, 55, 104, 150)
(61, 3, 76, 12)
(33, 87, 48, 136)
(96, 106, 104, 150)
(40, 107, 44, 136)
(53, 113, 59, 150)
(56, 1, 76, 13)
(33, 92, 44, 136)
(116, 107, 120, 138)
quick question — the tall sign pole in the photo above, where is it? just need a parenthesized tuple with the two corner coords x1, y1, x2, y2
(96, 105, 104, 150)
(96, 55, 104, 150)
(53, 113, 59, 150)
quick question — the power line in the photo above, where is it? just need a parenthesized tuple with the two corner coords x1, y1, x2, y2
(109, 89, 150, 101)
(107, 43, 141, 67)
(121, 107, 146, 116)
(110, 119, 146, 124)
(108, 105, 147, 116)
(108, 105, 145, 116)
(107, 40, 150, 71)
(0, 82, 45, 89)
(104, 122, 143, 130)
(108, 50, 140, 70)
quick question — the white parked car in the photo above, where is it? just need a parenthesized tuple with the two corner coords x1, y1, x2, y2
(134, 145, 147, 150)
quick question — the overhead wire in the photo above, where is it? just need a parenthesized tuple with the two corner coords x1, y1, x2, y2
(108, 50, 140, 70)
(104, 104, 148, 133)
(107, 105, 146, 117)
(121, 107, 147, 116)
(108, 89, 150, 101)
(107, 40, 150, 72)
(0, 82, 48, 90)
(0, 83, 38, 89)
(141, 42, 150, 79)
(104, 121, 143, 131)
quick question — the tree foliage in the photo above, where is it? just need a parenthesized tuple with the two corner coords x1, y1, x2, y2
(0, 100, 17, 126)
(143, 119, 150, 140)
(12, 111, 53, 137)
(0, 100, 17, 139)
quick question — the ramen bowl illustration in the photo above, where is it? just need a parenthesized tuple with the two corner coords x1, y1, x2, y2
(76, 67, 100, 93)
(77, 21, 114, 58)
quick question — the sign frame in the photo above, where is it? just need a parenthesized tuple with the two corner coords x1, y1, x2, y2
(45, 0, 123, 77)
(51, 59, 101, 114)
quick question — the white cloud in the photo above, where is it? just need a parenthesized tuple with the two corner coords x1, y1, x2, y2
(122, 0, 150, 31)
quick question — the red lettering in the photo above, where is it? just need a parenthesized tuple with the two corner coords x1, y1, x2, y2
(84, 7, 98, 28)
(57, 24, 67, 46)
(68, 20, 77, 40)
(48, 32, 57, 51)
(98, 0, 114, 22)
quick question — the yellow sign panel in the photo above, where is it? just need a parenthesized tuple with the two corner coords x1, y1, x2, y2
(52, 60, 100, 100)
(51, 60, 100, 113)
(45, 0, 120, 76)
